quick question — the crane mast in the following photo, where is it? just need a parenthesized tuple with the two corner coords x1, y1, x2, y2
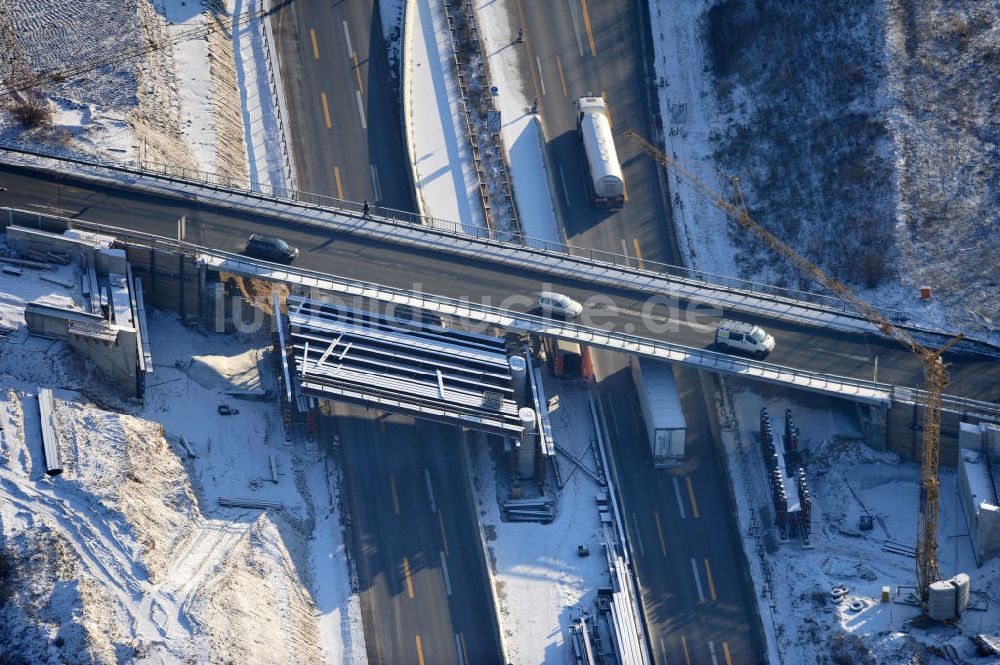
(624, 129, 962, 598)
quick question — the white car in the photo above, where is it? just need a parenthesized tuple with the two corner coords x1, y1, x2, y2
(536, 292, 584, 319)
(715, 319, 775, 358)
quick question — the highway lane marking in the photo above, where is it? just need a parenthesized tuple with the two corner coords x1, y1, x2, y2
(704, 558, 718, 601)
(342, 20, 354, 58)
(353, 51, 365, 94)
(672, 476, 687, 519)
(355, 90, 368, 130)
(440, 550, 452, 596)
(556, 55, 569, 96)
(424, 468, 437, 512)
(454, 633, 466, 665)
(723, 641, 733, 665)
(514, 0, 543, 102)
(709, 639, 720, 665)
(690, 557, 705, 602)
(681, 635, 692, 665)
(620, 238, 629, 258)
(654, 511, 667, 557)
(390, 474, 400, 515)
(459, 632, 469, 665)
(686, 475, 700, 519)
(565, 0, 586, 58)
(310, 28, 320, 59)
(403, 556, 415, 598)
(438, 510, 450, 556)
(415, 634, 426, 665)
(370, 163, 382, 201)
(631, 512, 645, 557)
(321, 92, 333, 129)
(579, 0, 598, 56)
(333, 166, 344, 199)
(659, 638, 667, 664)
(558, 166, 571, 207)
(632, 238, 644, 269)
(535, 56, 547, 96)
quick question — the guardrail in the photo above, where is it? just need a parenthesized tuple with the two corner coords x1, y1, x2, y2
(5, 205, 997, 420)
(0, 141, 920, 324)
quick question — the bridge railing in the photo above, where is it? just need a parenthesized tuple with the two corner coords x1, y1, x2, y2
(5, 205, 997, 420)
(1, 142, 914, 324)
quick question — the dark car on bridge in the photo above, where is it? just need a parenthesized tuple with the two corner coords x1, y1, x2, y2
(244, 234, 299, 263)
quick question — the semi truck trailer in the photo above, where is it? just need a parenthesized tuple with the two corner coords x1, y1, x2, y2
(630, 356, 686, 468)
(575, 96, 625, 207)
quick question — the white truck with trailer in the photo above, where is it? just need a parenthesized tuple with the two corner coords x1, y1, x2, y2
(575, 96, 625, 207)
(630, 356, 686, 468)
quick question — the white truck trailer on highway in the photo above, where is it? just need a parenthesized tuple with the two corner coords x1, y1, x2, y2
(630, 356, 686, 468)
(575, 96, 625, 207)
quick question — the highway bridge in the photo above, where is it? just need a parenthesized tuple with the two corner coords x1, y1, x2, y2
(1, 158, 997, 416)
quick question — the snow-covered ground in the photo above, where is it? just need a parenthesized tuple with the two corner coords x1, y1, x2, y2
(715, 381, 1000, 664)
(471, 380, 609, 664)
(0, 255, 363, 664)
(0, 0, 289, 189)
(404, 0, 486, 232)
(476, 0, 562, 245)
(649, 0, 999, 342)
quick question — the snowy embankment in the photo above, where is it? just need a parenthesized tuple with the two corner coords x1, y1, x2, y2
(402, 0, 486, 232)
(0, 0, 291, 190)
(648, 0, 999, 343)
(0, 256, 362, 664)
(471, 381, 608, 664)
(712, 380, 1000, 664)
(476, 0, 561, 245)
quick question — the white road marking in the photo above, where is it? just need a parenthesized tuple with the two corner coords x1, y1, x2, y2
(709, 640, 720, 665)
(558, 166, 571, 207)
(631, 513, 645, 557)
(369, 163, 382, 201)
(455, 634, 466, 665)
(620, 238, 630, 257)
(691, 557, 705, 601)
(424, 468, 437, 513)
(355, 90, 367, 129)
(341, 20, 354, 58)
(535, 56, 547, 96)
(565, 0, 586, 58)
(673, 476, 687, 519)
(440, 551, 452, 596)
(660, 638, 668, 663)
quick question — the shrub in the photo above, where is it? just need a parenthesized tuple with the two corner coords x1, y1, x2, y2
(7, 94, 52, 129)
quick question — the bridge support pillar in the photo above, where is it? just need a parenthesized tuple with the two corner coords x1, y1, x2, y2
(858, 402, 888, 454)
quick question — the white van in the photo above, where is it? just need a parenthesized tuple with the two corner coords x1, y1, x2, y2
(715, 320, 775, 358)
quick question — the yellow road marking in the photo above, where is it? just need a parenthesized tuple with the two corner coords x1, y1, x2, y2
(681, 635, 692, 665)
(415, 634, 426, 665)
(321, 92, 332, 128)
(654, 511, 667, 557)
(353, 51, 364, 94)
(514, 0, 543, 102)
(334, 166, 344, 199)
(580, 0, 597, 56)
(310, 28, 320, 59)
(632, 238, 644, 269)
(686, 476, 700, 519)
(556, 55, 569, 96)
(438, 510, 449, 557)
(390, 474, 400, 516)
(403, 557, 415, 598)
(704, 558, 718, 601)
(723, 641, 733, 665)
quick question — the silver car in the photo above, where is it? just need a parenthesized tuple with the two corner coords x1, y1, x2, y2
(536, 291, 584, 319)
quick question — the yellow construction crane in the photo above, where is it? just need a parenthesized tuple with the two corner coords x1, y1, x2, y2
(624, 129, 962, 598)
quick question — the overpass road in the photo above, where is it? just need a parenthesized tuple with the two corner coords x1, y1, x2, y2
(517, 1, 765, 663)
(268, 2, 500, 661)
(1, 165, 996, 405)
